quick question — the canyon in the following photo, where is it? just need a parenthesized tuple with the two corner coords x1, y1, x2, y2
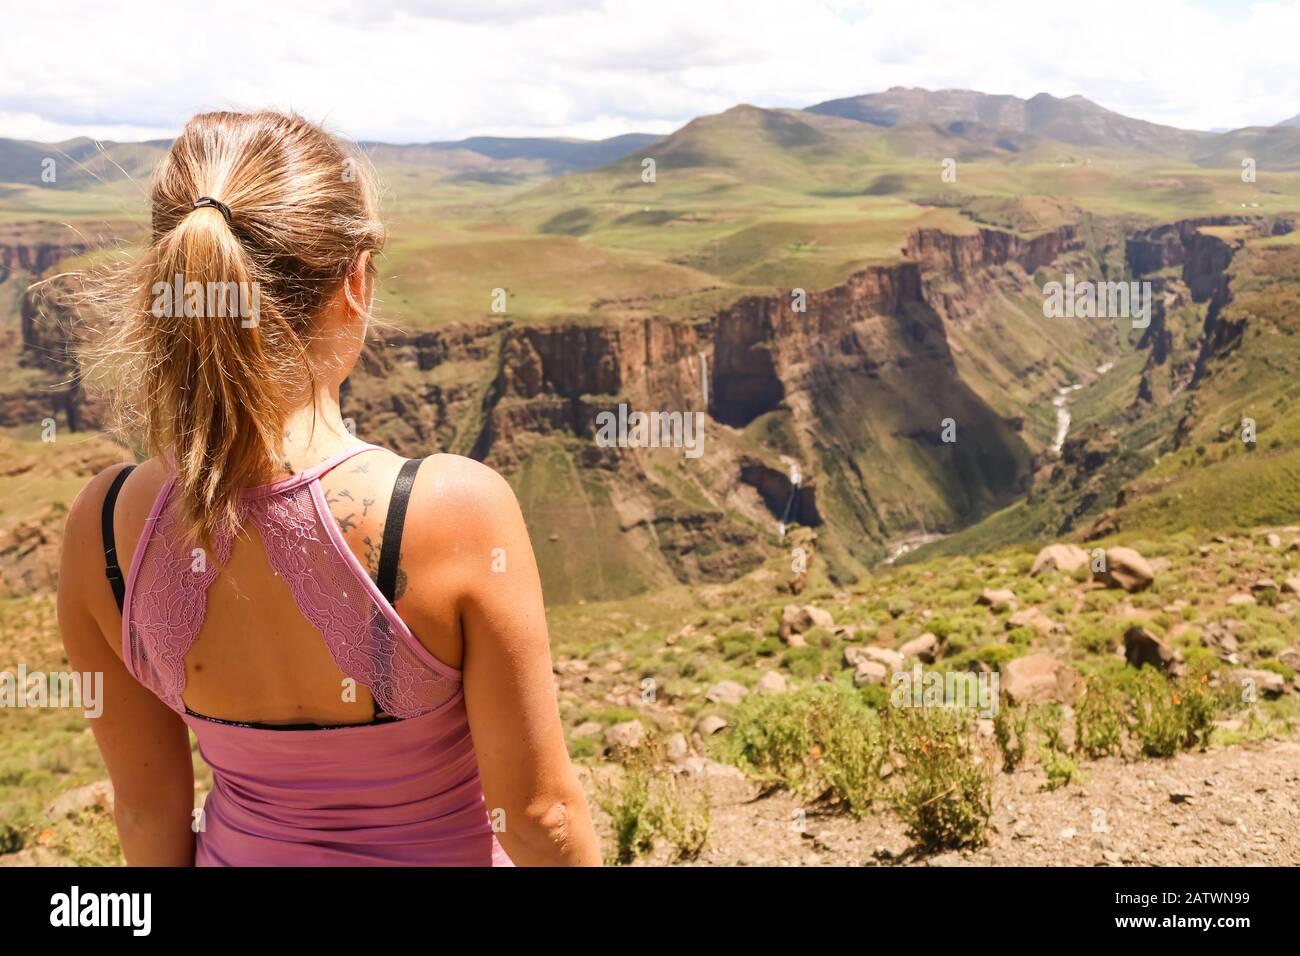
(0, 215, 1169, 602)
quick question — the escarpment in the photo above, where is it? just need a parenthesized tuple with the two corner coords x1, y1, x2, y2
(903, 224, 1079, 276)
(1127, 216, 1292, 404)
(3, 221, 1089, 600)
(711, 261, 924, 427)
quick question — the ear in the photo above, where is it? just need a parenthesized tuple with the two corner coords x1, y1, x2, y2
(346, 251, 373, 321)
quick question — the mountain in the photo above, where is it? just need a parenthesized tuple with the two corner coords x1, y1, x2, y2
(362, 132, 660, 177)
(806, 87, 1209, 156)
(1276, 113, 1300, 128)
(0, 131, 659, 190)
(0, 136, 169, 188)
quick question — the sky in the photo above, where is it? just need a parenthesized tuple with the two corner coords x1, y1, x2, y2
(1, 0, 1297, 144)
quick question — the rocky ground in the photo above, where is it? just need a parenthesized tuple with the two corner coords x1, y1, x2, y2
(585, 738, 1300, 867)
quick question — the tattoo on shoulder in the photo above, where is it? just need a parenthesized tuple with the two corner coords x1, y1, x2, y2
(394, 561, 408, 602)
(362, 535, 378, 579)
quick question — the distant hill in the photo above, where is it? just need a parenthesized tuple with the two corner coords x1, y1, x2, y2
(0, 131, 660, 189)
(0, 136, 168, 188)
(806, 87, 1209, 156)
(1276, 113, 1300, 128)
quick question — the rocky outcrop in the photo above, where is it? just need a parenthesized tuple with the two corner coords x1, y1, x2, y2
(903, 224, 1078, 276)
(711, 262, 923, 427)
(1124, 216, 1275, 279)
(344, 321, 507, 456)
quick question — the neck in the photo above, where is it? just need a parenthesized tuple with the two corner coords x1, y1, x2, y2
(278, 383, 359, 476)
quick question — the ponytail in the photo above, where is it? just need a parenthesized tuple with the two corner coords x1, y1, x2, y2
(79, 111, 384, 546)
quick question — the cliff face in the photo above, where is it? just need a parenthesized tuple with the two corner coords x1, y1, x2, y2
(712, 262, 923, 427)
(1126, 216, 1292, 403)
(903, 225, 1078, 276)
(0, 241, 87, 284)
(1125, 215, 1281, 296)
(1, 248, 101, 432)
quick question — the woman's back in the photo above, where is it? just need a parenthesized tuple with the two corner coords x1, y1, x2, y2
(106, 442, 507, 864)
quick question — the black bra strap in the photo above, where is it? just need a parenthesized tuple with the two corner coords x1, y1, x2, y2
(102, 464, 136, 613)
(376, 458, 423, 605)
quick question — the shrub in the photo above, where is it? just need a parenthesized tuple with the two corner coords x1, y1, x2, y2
(993, 699, 1030, 772)
(725, 683, 885, 816)
(597, 742, 660, 864)
(1131, 667, 1220, 757)
(1076, 675, 1125, 758)
(596, 731, 712, 864)
(1034, 705, 1080, 790)
(782, 644, 831, 680)
(888, 707, 994, 850)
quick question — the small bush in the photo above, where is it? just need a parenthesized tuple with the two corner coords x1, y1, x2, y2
(725, 684, 885, 815)
(1034, 705, 1080, 790)
(597, 732, 711, 864)
(1131, 667, 1220, 757)
(1076, 675, 1125, 758)
(888, 707, 994, 851)
(993, 699, 1030, 772)
(782, 644, 832, 680)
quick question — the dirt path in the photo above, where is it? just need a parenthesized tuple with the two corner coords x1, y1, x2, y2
(594, 738, 1300, 866)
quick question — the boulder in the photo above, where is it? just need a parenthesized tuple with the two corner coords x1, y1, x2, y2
(1278, 648, 1300, 671)
(977, 588, 1018, 612)
(1007, 607, 1057, 636)
(1282, 577, 1300, 596)
(1200, 623, 1240, 664)
(1093, 547, 1154, 592)
(46, 780, 114, 819)
(899, 632, 939, 663)
(1251, 578, 1279, 593)
(666, 733, 690, 763)
(779, 604, 834, 645)
(705, 680, 749, 705)
(1000, 654, 1081, 706)
(1030, 543, 1090, 576)
(852, 660, 888, 687)
(861, 645, 904, 669)
(1124, 625, 1182, 673)
(694, 715, 728, 736)
(605, 720, 645, 751)
(1227, 593, 1256, 607)
(1266, 532, 1282, 549)
(755, 671, 787, 695)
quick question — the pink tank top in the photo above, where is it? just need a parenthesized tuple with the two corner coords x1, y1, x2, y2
(119, 443, 513, 866)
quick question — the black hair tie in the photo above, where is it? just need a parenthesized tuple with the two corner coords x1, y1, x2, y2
(192, 196, 233, 225)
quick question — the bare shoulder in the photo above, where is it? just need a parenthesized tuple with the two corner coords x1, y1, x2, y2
(408, 454, 524, 545)
(61, 457, 164, 617)
(64, 457, 162, 549)
(418, 453, 514, 501)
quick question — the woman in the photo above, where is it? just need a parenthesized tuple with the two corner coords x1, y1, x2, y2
(56, 110, 600, 866)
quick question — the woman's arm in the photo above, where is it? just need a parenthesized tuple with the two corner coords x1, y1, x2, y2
(412, 456, 600, 865)
(57, 466, 197, 865)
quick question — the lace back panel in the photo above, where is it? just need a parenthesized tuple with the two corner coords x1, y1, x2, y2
(123, 447, 461, 720)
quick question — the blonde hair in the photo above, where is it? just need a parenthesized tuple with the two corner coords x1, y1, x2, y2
(79, 110, 384, 546)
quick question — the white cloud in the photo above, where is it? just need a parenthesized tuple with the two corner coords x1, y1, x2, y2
(1, 0, 1297, 143)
